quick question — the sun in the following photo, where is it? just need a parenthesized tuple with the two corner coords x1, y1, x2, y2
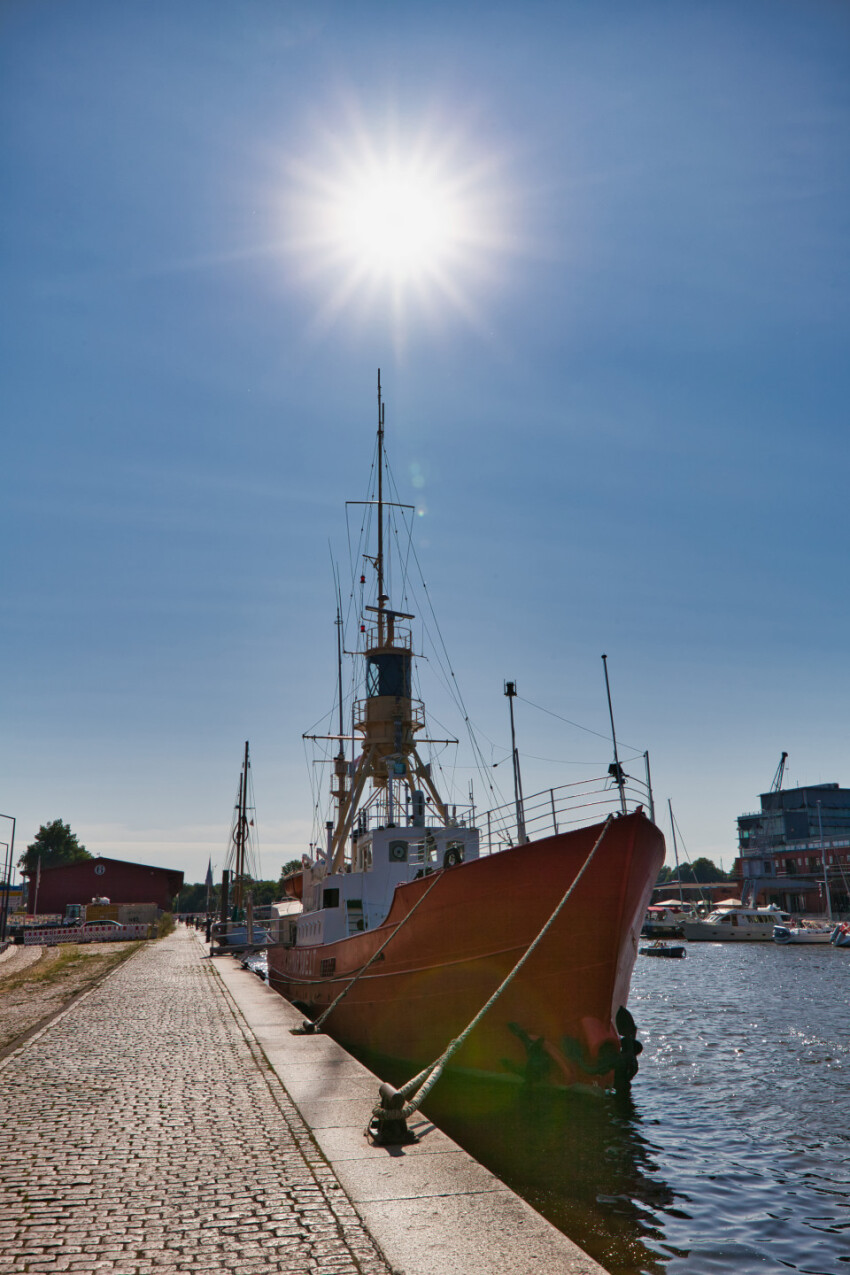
(328, 161, 467, 285)
(280, 114, 508, 331)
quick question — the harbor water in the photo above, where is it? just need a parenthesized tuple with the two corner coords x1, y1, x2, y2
(247, 941, 847, 1272)
(416, 941, 850, 1275)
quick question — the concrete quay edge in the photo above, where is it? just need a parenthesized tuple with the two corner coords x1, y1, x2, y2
(206, 942, 609, 1275)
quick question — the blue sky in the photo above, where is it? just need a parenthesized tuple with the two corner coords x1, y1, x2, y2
(2, 0, 848, 886)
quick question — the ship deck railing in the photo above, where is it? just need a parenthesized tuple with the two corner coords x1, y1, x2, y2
(344, 773, 652, 853)
(479, 773, 653, 855)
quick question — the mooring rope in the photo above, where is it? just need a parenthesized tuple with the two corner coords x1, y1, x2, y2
(293, 866, 446, 1035)
(372, 815, 614, 1127)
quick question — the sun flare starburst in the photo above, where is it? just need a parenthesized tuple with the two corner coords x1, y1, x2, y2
(280, 116, 509, 334)
(327, 161, 468, 284)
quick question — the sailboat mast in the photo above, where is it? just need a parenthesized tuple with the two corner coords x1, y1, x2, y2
(668, 798, 683, 905)
(233, 770, 243, 913)
(236, 740, 249, 912)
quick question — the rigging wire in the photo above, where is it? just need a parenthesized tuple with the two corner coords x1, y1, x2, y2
(669, 807, 711, 909)
(516, 693, 644, 755)
(382, 456, 509, 813)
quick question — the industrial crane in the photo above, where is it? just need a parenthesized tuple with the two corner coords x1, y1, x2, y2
(770, 751, 788, 793)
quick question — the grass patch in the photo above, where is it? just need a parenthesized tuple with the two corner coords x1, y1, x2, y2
(156, 912, 175, 938)
(27, 946, 88, 982)
(2, 941, 144, 993)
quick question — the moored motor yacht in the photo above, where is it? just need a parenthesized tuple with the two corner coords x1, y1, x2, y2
(682, 904, 791, 942)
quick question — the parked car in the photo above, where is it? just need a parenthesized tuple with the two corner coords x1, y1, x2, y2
(79, 920, 125, 940)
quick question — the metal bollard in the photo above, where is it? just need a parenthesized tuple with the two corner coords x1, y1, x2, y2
(366, 1083, 418, 1146)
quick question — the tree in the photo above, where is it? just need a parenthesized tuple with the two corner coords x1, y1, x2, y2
(18, 820, 91, 877)
(688, 857, 726, 882)
(656, 857, 727, 886)
(174, 877, 284, 914)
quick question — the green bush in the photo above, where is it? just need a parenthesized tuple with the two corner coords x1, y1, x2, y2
(156, 912, 175, 938)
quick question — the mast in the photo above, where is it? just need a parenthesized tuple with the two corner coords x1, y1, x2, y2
(504, 681, 527, 844)
(377, 371, 386, 644)
(602, 654, 627, 816)
(327, 373, 450, 873)
(332, 592, 348, 833)
(234, 740, 249, 914)
(643, 750, 655, 824)
(668, 799, 683, 905)
(817, 799, 832, 922)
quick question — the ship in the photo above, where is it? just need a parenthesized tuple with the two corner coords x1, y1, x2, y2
(266, 375, 665, 1092)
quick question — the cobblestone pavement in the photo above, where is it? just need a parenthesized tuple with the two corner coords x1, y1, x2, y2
(0, 930, 393, 1275)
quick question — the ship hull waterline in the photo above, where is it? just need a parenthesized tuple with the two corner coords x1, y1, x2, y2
(267, 811, 665, 1091)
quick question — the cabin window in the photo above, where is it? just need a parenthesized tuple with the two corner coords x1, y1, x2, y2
(366, 652, 411, 698)
(323, 888, 340, 909)
(389, 840, 408, 863)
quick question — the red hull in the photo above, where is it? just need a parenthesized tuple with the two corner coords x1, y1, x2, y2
(267, 812, 664, 1089)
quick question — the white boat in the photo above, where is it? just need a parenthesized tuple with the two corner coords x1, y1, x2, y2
(682, 904, 791, 942)
(642, 901, 696, 938)
(831, 922, 850, 948)
(773, 924, 834, 945)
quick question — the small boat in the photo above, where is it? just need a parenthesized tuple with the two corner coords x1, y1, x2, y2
(682, 904, 791, 942)
(641, 902, 696, 939)
(773, 924, 835, 945)
(639, 942, 686, 959)
(266, 375, 665, 1093)
(641, 803, 699, 939)
(831, 922, 850, 948)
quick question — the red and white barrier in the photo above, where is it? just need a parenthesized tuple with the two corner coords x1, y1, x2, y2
(23, 923, 151, 946)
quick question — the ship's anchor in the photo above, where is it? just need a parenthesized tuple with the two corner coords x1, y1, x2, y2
(560, 1005, 642, 1095)
(613, 1005, 642, 1092)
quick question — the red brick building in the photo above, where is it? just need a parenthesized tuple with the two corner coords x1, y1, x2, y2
(27, 856, 183, 915)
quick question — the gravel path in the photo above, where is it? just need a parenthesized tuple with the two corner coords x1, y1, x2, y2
(0, 943, 44, 976)
(0, 929, 392, 1275)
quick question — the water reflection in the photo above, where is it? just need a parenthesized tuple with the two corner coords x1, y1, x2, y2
(360, 943, 850, 1275)
(420, 1077, 676, 1275)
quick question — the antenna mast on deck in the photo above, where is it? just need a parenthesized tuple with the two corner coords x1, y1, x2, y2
(602, 654, 627, 816)
(504, 681, 528, 844)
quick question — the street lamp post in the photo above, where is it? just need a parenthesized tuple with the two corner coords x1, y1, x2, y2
(0, 813, 15, 942)
(0, 843, 9, 941)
